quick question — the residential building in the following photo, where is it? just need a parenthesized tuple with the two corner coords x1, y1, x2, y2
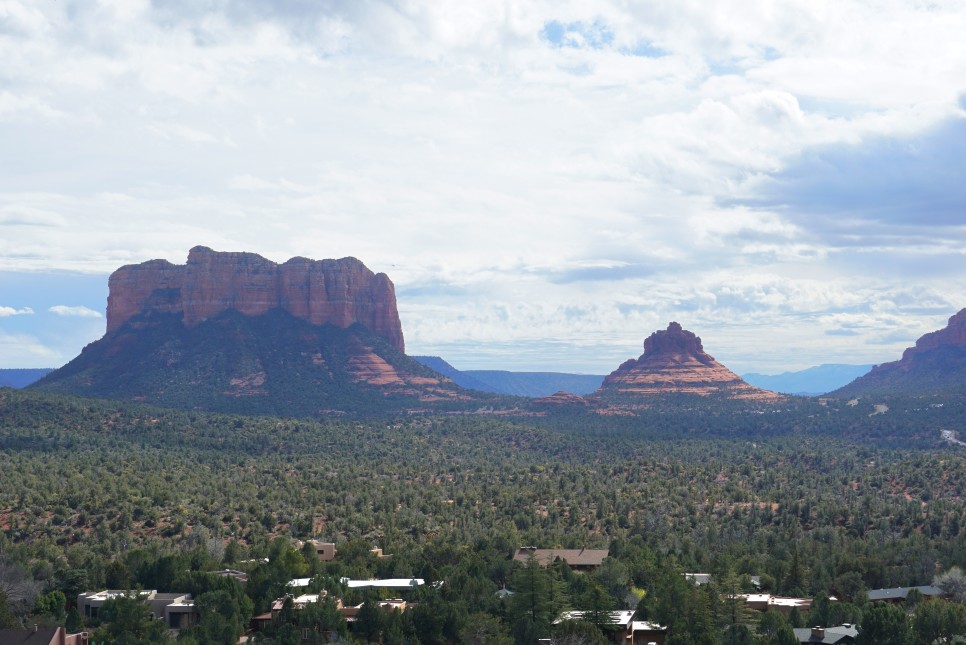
(867, 585, 944, 603)
(513, 546, 610, 571)
(739, 593, 812, 616)
(0, 627, 88, 645)
(77, 590, 198, 629)
(340, 578, 424, 591)
(792, 624, 858, 644)
(554, 610, 667, 644)
(305, 540, 337, 561)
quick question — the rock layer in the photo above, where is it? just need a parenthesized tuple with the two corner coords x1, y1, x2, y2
(107, 246, 404, 352)
(596, 322, 781, 401)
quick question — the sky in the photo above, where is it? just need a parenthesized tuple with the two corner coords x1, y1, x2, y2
(2, 0, 966, 374)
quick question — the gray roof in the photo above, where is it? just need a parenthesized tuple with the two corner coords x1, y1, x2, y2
(793, 624, 858, 644)
(867, 585, 943, 601)
(0, 628, 63, 645)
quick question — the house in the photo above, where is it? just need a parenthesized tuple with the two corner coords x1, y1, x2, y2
(554, 610, 667, 644)
(685, 573, 761, 588)
(270, 593, 337, 619)
(684, 573, 712, 586)
(341, 598, 408, 624)
(0, 627, 88, 645)
(867, 585, 944, 603)
(513, 547, 610, 571)
(736, 593, 812, 616)
(793, 624, 857, 644)
(213, 568, 249, 585)
(340, 577, 424, 591)
(630, 621, 668, 644)
(77, 590, 198, 629)
(305, 540, 337, 561)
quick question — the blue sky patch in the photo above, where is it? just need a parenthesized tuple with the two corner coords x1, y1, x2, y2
(541, 20, 615, 50)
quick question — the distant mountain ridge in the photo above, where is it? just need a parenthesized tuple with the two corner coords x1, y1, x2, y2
(742, 364, 873, 395)
(0, 369, 53, 388)
(411, 356, 604, 397)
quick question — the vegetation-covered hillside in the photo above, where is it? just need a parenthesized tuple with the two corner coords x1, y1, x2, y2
(0, 388, 964, 643)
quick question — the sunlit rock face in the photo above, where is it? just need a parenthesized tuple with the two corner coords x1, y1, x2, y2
(107, 246, 404, 352)
(595, 322, 782, 401)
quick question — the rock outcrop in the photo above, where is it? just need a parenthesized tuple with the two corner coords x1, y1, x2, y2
(107, 246, 404, 352)
(594, 322, 781, 401)
(895, 308, 966, 365)
(532, 391, 589, 407)
(833, 308, 966, 396)
(31, 247, 499, 416)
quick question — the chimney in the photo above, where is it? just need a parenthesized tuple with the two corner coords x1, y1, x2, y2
(811, 626, 825, 639)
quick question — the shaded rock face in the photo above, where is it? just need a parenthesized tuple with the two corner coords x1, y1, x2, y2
(33, 308, 469, 417)
(107, 246, 404, 352)
(897, 308, 966, 367)
(597, 322, 781, 401)
(834, 308, 966, 396)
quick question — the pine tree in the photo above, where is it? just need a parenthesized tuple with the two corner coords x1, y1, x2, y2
(510, 553, 552, 632)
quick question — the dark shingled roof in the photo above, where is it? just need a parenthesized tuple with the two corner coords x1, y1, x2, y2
(0, 627, 63, 645)
(867, 585, 943, 601)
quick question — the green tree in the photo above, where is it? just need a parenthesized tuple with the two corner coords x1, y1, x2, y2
(460, 612, 514, 645)
(96, 592, 171, 644)
(551, 619, 609, 644)
(858, 602, 912, 645)
(356, 595, 387, 643)
(716, 571, 756, 645)
(0, 591, 17, 629)
(756, 610, 797, 645)
(912, 600, 966, 645)
(65, 606, 83, 633)
(783, 547, 807, 596)
(580, 583, 617, 634)
(34, 589, 66, 620)
(510, 554, 552, 634)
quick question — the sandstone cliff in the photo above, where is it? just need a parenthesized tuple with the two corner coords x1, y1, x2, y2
(107, 246, 404, 352)
(895, 308, 966, 367)
(595, 322, 781, 402)
(833, 308, 966, 396)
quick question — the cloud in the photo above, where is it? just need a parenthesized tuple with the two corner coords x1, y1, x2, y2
(2, 1, 966, 372)
(742, 116, 966, 226)
(0, 306, 33, 317)
(48, 305, 103, 318)
(0, 330, 58, 366)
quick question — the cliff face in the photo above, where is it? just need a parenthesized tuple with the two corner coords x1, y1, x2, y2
(107, 246, 404, 352)
(596, 322, 781, 401)
(897, 308, 966, 366)
(834, 308, 966, 396)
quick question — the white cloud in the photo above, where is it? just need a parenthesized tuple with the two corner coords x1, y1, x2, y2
(0, 1, 964, 371)
(0, 330, 58, 367)
(48, 305, 103, 318)
(0, 306, 34, 317)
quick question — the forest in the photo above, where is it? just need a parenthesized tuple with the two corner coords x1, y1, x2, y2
(1, 387, 965, 644)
